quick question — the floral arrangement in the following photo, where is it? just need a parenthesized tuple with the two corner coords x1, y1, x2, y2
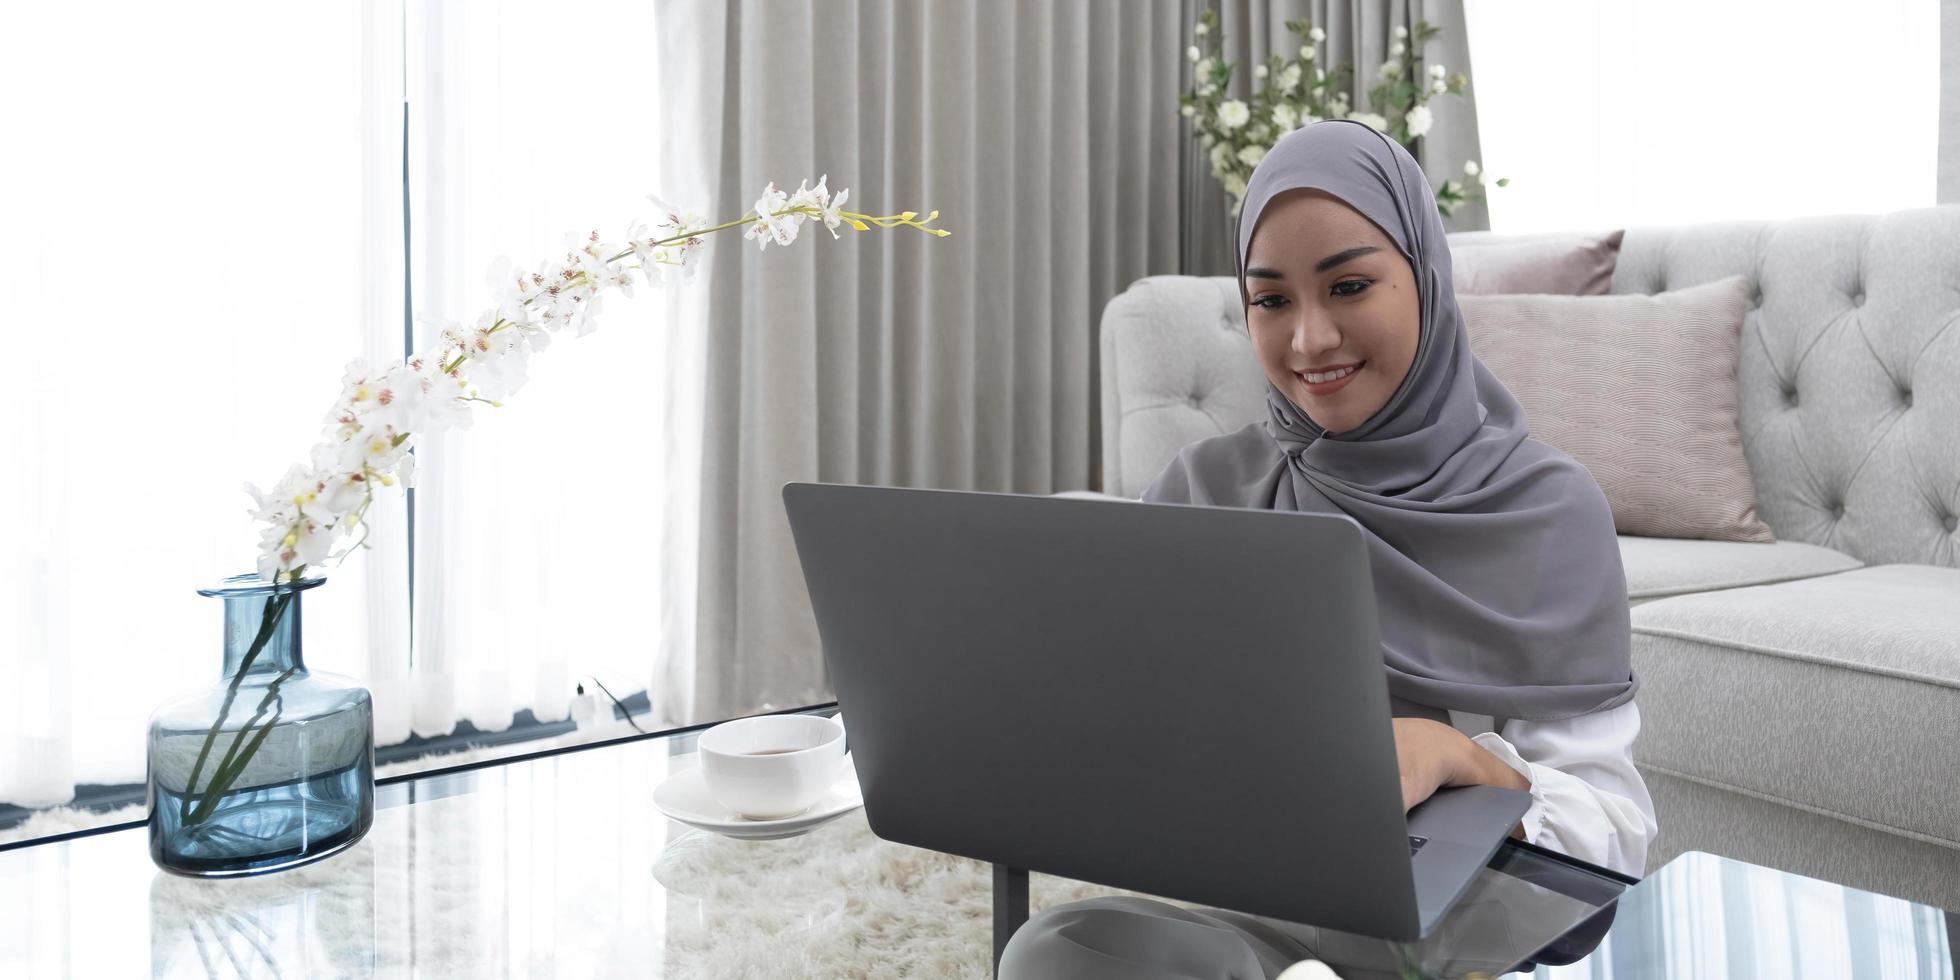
(1178, 8, 1505, 216)
(246, 178, 945, 584)
(172, 179, 948, 831)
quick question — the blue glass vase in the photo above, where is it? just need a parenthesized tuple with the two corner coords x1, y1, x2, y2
(147, 573, 374, 877)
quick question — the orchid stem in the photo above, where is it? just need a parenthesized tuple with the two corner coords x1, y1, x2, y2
(175, 566, 305, 826)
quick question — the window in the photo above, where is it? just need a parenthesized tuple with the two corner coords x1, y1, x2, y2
(1464, 0, 1940, 233)
(1, 0, 689, 829)
(1, 2, 394, 811)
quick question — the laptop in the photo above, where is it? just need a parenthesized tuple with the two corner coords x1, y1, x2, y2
(781, 481, 1532, 941)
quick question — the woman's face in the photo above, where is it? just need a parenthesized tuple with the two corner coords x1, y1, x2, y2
(1243, 187, 1421, 436)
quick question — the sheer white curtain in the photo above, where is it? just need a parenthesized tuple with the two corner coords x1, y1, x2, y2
(404, 0, 699, 737)
(1464, 0, 1941, 233)
(0, 2, 407, 805)
(0, 0, 701, 811)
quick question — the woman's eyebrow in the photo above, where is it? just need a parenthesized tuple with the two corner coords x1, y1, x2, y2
(1314, 245, 1381, 273)
(1245, 245, 1382, 281)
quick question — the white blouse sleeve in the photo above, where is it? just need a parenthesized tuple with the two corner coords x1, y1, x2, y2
(1447, 701, 1659, 878)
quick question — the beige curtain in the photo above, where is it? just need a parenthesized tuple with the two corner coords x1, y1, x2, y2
(1179, 0, 1488, 275)
(653, 0, 1185, 725)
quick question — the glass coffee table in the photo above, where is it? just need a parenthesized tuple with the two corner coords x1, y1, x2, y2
(1, 704, 1953, 978)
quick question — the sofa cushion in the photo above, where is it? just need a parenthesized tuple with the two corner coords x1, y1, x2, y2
(1606, 208, 1960, 570)
(1449, 228, 1625, 295)
(1618, 535, 1863, 606)
(1630, 564, 1960, 846)
(1098, 276, 1269, 498)
(1462, 277, 1776, 543)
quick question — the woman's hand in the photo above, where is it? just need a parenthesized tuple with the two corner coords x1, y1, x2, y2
(1392, 717, 1534, 838)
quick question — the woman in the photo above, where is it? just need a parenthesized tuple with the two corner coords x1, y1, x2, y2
(999, 119, 1656, 978)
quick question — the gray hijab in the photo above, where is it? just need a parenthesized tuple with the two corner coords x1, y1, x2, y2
(1143, 119, 1635, 722)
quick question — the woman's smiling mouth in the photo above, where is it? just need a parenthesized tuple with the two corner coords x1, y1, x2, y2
(1297, 360, 1364, 395)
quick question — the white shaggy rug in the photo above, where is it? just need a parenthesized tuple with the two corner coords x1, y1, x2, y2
(135, 795, 1165, 978)
(650, 808, 1152, 978)
(0, 800, 150, 844)
(26, 772, 1376, 977)
(9, 730, 1381, 978)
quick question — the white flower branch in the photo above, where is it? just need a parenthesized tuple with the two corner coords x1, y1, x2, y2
(245, 178, 950, 584)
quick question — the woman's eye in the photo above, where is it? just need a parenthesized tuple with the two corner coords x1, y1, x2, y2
(1250, 294, 1286, 311)
(1332, 279, 1370, 297)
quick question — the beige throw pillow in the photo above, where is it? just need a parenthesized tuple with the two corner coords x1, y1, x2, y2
(1450, 229, 1625, 296)
(1459, 275, 1776, 543)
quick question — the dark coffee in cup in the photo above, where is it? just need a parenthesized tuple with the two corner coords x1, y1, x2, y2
(698, 715, 849, 818)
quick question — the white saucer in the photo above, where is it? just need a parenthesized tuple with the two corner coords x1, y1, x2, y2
(653, 758, 864, 840)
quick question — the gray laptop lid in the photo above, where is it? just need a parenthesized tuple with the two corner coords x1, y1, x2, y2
(782, 481, 1457, 938)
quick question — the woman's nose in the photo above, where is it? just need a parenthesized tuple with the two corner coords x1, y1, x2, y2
(1290, 310, 1342, 356)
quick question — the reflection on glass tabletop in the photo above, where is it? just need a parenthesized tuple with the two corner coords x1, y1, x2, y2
(0, 705, 1952, 978)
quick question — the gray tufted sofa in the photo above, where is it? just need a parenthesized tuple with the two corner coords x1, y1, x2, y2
(1096, 205, 1960, 908)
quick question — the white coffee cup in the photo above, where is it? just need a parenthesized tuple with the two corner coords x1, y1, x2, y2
(697, 714, 849, 819)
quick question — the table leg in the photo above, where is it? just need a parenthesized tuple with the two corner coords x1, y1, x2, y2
(993, 863, 1029, 977)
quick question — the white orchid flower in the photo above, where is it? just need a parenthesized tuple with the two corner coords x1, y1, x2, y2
(746, 181, 798, 250)
(788, 174, 830, 218)
(250, 178, 948, 581)
(820, 185, 852, 238)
